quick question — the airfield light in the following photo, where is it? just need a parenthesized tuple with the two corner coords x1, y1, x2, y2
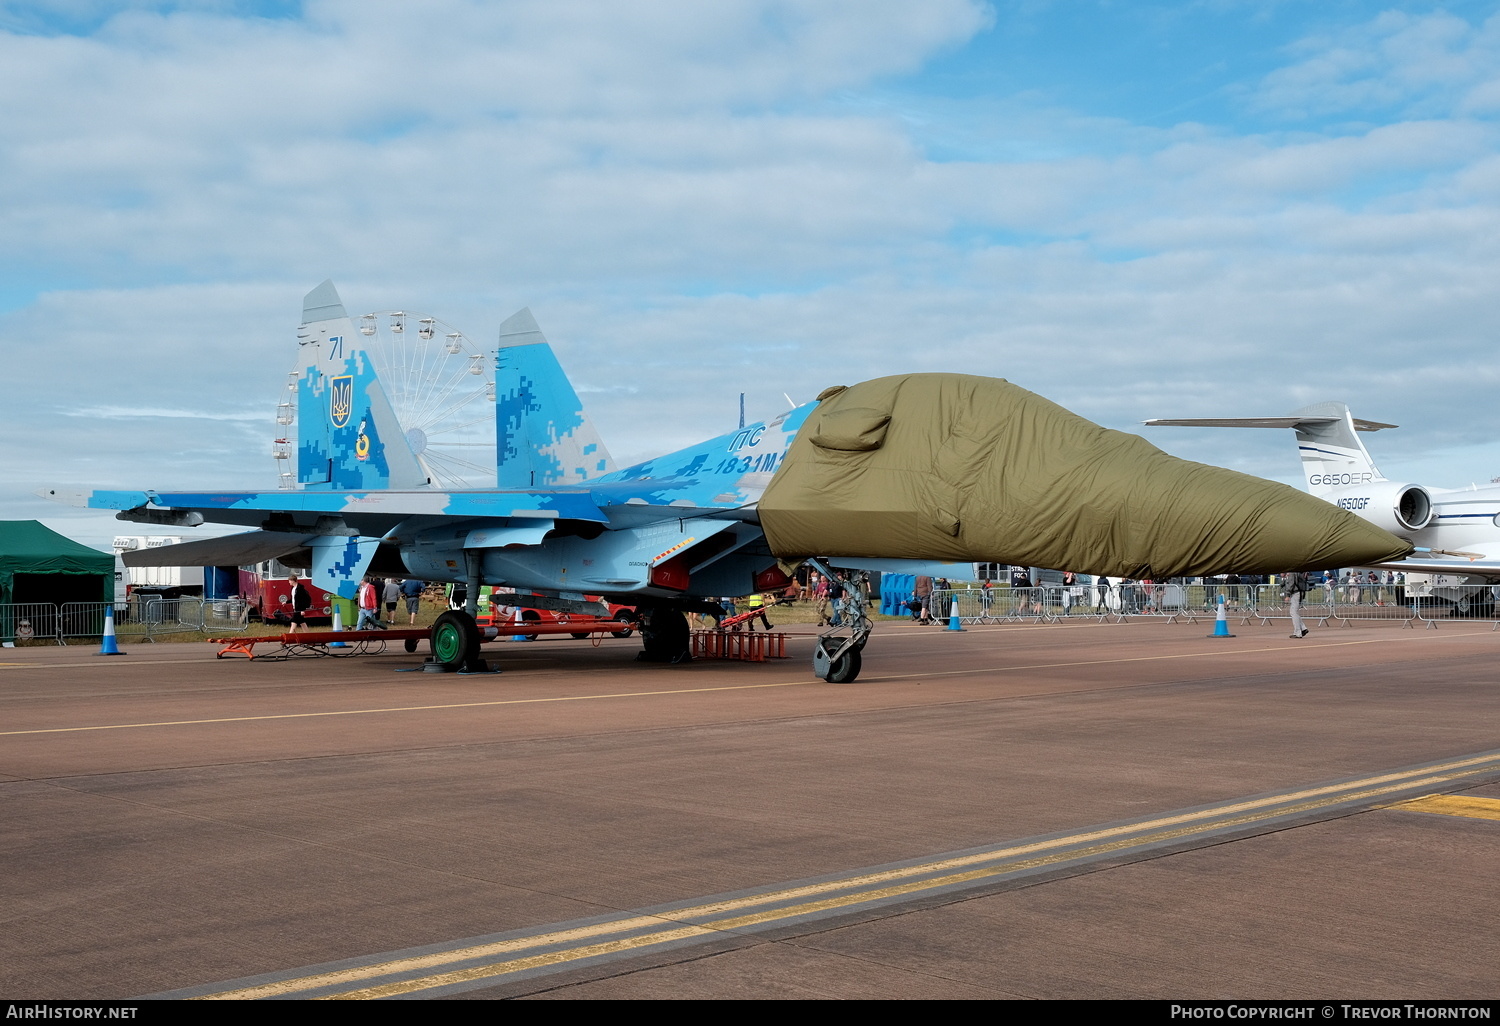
(360, 314, 376, 336)
(445, 332, 463, 354)
(419, 318, 436, 340)
(391, 312, 405, 333)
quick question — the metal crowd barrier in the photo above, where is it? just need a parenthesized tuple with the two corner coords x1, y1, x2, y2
(201, 597, 253, 634)
(1, 596, 250, 646)
(1109, 583, 1202, 623)
(924, 588, 1055, 624)
(1230, 582, 1500, 630)
(1236, 584, 1340, 628)
(1407, 583, 1500, 630)
(0, 602, 65, 645)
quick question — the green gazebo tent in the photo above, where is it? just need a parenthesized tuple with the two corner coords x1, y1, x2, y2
(0, 521, 112, 605)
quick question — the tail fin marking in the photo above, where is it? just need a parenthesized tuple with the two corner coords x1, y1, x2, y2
(294, 281, 428, 491)
(494, 308, 616, 489)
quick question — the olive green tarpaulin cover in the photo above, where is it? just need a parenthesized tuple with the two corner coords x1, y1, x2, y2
(0, 520, 113, 603)
(759, 375, 1413, 578)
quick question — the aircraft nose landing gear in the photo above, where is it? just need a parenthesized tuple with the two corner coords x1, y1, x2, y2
(807, 559, 871, 683)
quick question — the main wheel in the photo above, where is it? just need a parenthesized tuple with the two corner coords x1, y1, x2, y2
(430, 610, 481, 670)
(825, 646, 862, 683)
(521, 608, 541, 640)
(636, 608, 690, 662)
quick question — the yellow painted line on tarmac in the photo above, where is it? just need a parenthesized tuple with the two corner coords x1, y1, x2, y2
(4, 629, 1491, 739)
(192, 749, 1500, 1000)
(1393, 794, 1500, 821)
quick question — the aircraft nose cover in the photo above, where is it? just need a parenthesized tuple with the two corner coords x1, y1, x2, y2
(758, 374, 1413, 577)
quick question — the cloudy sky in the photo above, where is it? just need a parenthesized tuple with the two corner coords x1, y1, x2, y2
(4, 0, 1499, 549)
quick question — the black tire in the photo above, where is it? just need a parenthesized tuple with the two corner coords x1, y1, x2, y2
(1454, 594, 1493, 619)
(611, 610, 635, 639)
(521, 608, 541, 640)
(637, 608, 690, 663)
(429, 610, 480, 670)
(825, 646, 862, 683)
(403, 637, 419, 653)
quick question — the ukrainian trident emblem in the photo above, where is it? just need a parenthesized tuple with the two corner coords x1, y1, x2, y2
(330, 375, 353, 429)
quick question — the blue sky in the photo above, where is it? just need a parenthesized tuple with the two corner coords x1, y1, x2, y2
(3, 1, 1500, 548)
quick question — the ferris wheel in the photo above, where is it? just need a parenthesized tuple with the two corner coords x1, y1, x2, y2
(274, 309, 497, 490)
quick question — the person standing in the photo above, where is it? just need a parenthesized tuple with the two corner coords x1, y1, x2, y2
(827, 574, 846, 627)
(287, 574, 310, 633)
(356, 577, 382, 630)
(382, 578, 400, 620)
(1284, 570, 1310, 638)
(914, 575, 934, 624)
(400, 578, 425, 624)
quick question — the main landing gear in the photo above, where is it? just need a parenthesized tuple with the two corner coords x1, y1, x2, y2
(426, 610, 490, 673)
(633, 606, 692, 664)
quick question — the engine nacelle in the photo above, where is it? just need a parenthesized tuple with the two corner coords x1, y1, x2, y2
(1321, 481, 1433, 536)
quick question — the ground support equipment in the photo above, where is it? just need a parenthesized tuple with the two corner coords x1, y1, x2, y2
(690, 630, 787, 662)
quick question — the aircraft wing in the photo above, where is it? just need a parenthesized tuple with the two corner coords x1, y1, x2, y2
(1144, 416, 1398, 432)
(118, 530, 315, 568)
(1363, 551, 1500, 579)
(66, 487, 609, 533)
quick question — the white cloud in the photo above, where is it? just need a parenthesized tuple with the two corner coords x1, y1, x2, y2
(1252, 9, 1500, 120)
(6, 1, 1500, 551)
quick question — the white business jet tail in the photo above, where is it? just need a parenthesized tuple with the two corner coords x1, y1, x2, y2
(1144, 402, 1397, 498)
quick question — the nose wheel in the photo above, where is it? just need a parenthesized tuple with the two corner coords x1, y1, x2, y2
(813, 633, 865, 682)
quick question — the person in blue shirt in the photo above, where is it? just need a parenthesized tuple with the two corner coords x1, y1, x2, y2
(399, 578, 425, 625)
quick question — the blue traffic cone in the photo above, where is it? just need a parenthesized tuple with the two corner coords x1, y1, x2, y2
(1208, 595, 1235, 638)
(97, 606, 127, 656)
(946, 596, 965, 631)
(329, 602, 349, 647)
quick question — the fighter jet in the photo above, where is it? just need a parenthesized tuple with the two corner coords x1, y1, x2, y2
(46, 284, 1413, 679)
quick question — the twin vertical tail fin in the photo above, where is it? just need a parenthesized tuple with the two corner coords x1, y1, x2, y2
(1144, 401, 1396, 497)
(493, 308, 616, 489)
(292, 285, 616, 493)
(294, 281, 428, 492)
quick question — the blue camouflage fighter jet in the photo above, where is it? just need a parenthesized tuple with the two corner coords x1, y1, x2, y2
(51, 283, 1414, 677)
(54, 282, 907, 677)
